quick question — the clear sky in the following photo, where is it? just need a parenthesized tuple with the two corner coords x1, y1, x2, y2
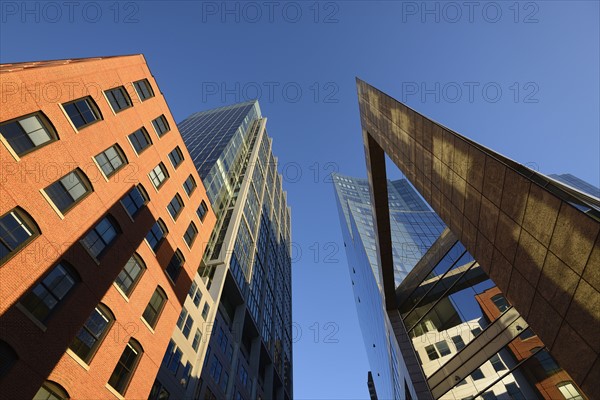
(1, 1, 598, 399)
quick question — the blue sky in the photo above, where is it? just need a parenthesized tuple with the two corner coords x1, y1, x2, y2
(1, 1, 598, 399)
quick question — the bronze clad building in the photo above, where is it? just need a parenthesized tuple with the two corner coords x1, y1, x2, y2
(356, 79, 599, 399)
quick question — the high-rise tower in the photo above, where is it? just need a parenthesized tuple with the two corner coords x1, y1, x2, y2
(153, 101, 293, 400)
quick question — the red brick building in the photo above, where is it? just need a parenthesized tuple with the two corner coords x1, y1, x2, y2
(476, 287, 587, 400)
(0, 55, 216, 399)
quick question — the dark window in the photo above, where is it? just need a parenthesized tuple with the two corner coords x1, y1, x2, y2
(451, 335, 465, 351)
(176, 308, 188, 329)
(182, 362, 192, 388)
(532, 348, 561, 376)
(470, 368, 485, 380)
(168, 147, 184, 169)
(107, 339, 143, 395)
(105, 86, 132, 113)
(149, 379, 170, 400)
(209, 354, 222, 382)
(81, 216, 118, 259)
(146, 219, 167, 251)
(63, 96, 101, 129)
(95, 145, 127, 178)
(435, 340, 451, 356)
(20, 262, 78, 322)
(0, 208, 40, 265)
(33, 381, 70, 400)
(183, 175, 197, 197)
(128, 128, 152, 154)
(490, 354, 506, 372)
(152, 115, 170, 137)
(44, 170, 91, 213)
(471, 327, 482, 337)
(149, 162, 169, 189)
(165, 250, 184, 282)
(425, 345, 439, 360)
(505, 383, 526, 400)
(0, 112, 57, 156)
(182, 315, 194, 338)
(491, 294, 510, 312)
(201, 303, 210, 320)
(220, 371, 229, 393)
(184, 222, 198, 248)
(167, 194, 184, 220)
(133, 79, 154, 101)
(197, 200, 209, 222)
(115, 254, 145, 296)
(0, 340, 18, 379)
(142, 287, 167, 328)
(168, 348, 182, 375)
(557, 382, 584, 400)
(69, 304, 114, 363)
(481, 392, 497, 400)
(519, 328, 536, 340)
(161, 340, 175, 367)
(192, 329, 202, 351)
(120, 185, 149, 218)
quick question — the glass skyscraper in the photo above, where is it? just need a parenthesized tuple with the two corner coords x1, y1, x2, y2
(332, 173, 445, 400)
(154, 101, 292, 400)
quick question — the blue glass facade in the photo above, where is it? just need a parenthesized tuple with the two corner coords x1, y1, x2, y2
(548, 173, 600, 198)
(176, 101, 292, 400)
(332, 173, 445, 400)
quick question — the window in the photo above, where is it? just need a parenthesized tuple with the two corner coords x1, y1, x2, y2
(81, 216, 118, 259)
(470, 368, 484, 380)
(115, 254, 145, 296)
(167, 194, 184, 220)
(481, 392, 497, 400)
(149, 379, 170, 400)
(217, 327, 228, 353)
(168, 348, 182, 375)
(0, 208, 40, 265)
(201, 303, 210, 320)
(128, 128, 152, 154)
(491, 294, 510, 312)
(44, 170, 91, 213)
(505, 383, 526, 400)
(142, 287, 167, 328)
(69, 304, 114, 363)
(425, 345, 439, 361)
(63, 96, 101, 129)
(105, 86, 132, 113)
(183, 175, 197, 197)
(0, 340, 18, 379)
(557, 382, 584, 400)
(182, 362, 192, 388)
(95, 145, 127, 178)
(146, 219, 168, 252)
(192, 285, 202, 307)
(0, 112, 57, 155)
(133, 79, 154, 101)
(152, 115, 170, 137)
(435, 340, 451, 356)
(33, 381, 69, 400)
(107, 339, 143, 395)
(120, 185, 149, 218)
(176, 308, 188, 330)
(197, 200, 209, 222)
(490, 354, 506, 372)
(149, 162, 169, 189)
(471, 327, 482, 337)
(519, 328, 536, 340)
(168, 147, 184, 169)
(20, 262, 78, 322)
(451, 335, 465, 351)
(182, 315, 194, 338)
(161, 340, 175, 367)
(192, 329, 202, 351)
(220, 371, 229, 393)
(209, 354, 222, 382)
(532, 348, 561, 376)
(184, 222, 198, 248)
(165, 250, 184, 282)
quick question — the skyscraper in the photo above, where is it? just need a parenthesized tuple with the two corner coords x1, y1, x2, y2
(154, 101, 293, 400)
(355, 79, 599, 399)
(0, 55, 215, 399)
(333, 173, 445, 399)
